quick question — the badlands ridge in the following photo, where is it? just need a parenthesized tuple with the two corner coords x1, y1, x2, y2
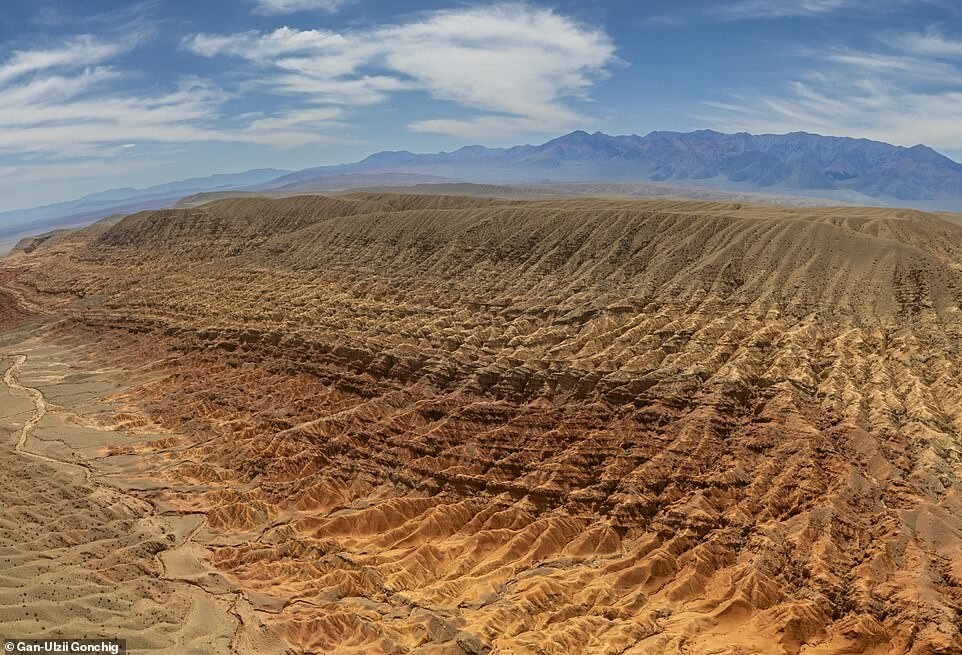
(2, 193, 962, 654)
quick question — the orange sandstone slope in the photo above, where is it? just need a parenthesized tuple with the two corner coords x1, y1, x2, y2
(4, 194, 962, 654)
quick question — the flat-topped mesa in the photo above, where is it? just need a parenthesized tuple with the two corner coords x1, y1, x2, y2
(95, 194, 518, 250)
(78, 194, 962, 324)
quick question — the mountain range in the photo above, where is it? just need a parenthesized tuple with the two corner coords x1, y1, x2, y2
(5, 129, 962, 249)
(294, 130, 962, 209)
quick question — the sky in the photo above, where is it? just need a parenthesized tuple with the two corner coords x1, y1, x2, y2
(0, 0, 961, 211)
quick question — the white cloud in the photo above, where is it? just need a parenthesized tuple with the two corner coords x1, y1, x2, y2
(702, 30, 962, 152)
(712, 0, 857, 19)
(185, 4, 616, 138)
(824, 49, 962, 83)
(249, 0, 351, 15)
(711, 0, 944, 21)
(188, 27, 349, 60)
(890, 28, 962, 57)
(0, 29, 359, 157)
(0, 63, 226, 156)
(640, 15, 687, 28)
(408, 115, 561, 140)
(0, 33, 218, 151)
(238, 106, 350, 146)
(0, 35, 126, 84)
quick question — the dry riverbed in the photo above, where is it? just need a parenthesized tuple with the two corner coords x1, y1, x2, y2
(0, 324, 286, 654)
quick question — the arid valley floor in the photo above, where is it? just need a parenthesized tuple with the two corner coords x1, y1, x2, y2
(2, 194, 962, 654)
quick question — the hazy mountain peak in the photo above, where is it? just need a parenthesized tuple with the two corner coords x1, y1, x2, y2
(307, 129, 962, 210)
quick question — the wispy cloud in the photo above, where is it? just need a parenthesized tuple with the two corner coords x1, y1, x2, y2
(702, 28, 962, 151)
(640, 15, 687, 28)
(0, 33, 222, 157)
(29, 1, 162, 29)
(712, 0, 862, 19)
(249, 0, 353, 15)
(0, 36, 126, 84)
(185, 4, 616, 138)
(824, 48, 962, 82)
(711, 0, 952, 21)
(0, 27, 359, 158)
(889, 28, 962, 57)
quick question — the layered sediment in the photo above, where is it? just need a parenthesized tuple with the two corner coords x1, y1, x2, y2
(2, 194, 962, 654)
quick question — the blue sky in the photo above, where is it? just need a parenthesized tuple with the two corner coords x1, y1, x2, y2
(1, 0, 961, 211)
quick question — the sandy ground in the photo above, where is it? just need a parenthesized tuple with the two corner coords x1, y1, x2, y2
(0, 325, 287, 654)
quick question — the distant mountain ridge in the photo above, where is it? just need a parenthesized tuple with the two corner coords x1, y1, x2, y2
(0, 168, 290, 251)
(6, 129, 962, 251)
(286, 130, 962, 210)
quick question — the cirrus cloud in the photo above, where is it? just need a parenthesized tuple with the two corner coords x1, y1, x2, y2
(249, 0, 352, 15)
(702, 28, 962, 152)
(711, 0, 863, 19)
